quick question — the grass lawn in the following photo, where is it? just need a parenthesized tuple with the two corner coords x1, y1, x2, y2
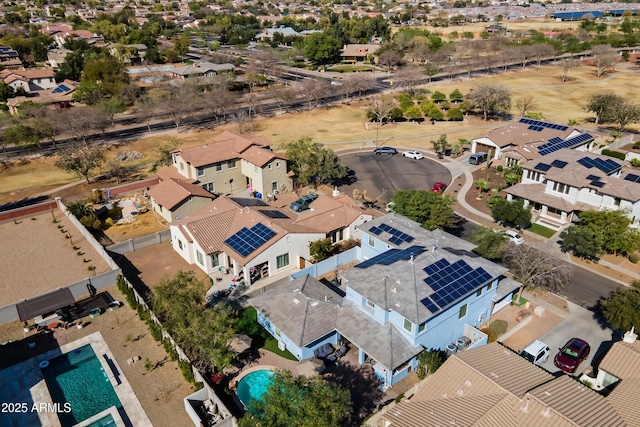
(527, 223, 557, 238)
(238, 307, 298, 361)
(512, 294, 529, 306)
(326, 65, 377, 73)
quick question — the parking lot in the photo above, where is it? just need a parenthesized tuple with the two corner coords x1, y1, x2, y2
(338, 151, 451, 205)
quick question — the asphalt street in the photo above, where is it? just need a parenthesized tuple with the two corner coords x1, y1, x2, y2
(338, 151, 451, 206)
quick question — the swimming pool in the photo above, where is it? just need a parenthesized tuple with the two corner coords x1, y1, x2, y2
(86, 413, 116, 427)
(41, 344, 122, 427)
(236, 369, 276, 409)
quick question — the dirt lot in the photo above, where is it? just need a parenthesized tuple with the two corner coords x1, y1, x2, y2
(0, 210, 110, 307)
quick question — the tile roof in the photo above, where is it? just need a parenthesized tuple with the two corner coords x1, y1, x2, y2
(250, 275, 343, 347)
(239, 145, 288, 167)
(477, 120, 578, 149)
(294, 195, 364, 233)
(175, 130, 271, 167)
(340, 44, 380, 57)
(607, 378, 640, 427)
(156, 166, 195, 183)
(504, 183, 594, 212)
(147, 178, 216, 210)
(599, 339, 640, 379)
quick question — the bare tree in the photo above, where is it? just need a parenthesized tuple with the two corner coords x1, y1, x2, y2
(136, 95, 160, 132)
(378, 50, 404, 71)
(592, 45, 618, 77)
(559, 58, 579, 83)
(60, 107, 102, 147)
(503, 245, 572, 299)
(468, 83, 511, 121)
(514, 45, 532, 69)
(272, 85, 297, 114)
(233, 110, 251, 134)
(531, 44, 556, 67)
(612, 100, 640, 132)
(297, 79, 329, 109)
(157, 85, 202, 132)
(515, 94, 537, 117)
(394, 66, 424, 95)
(55, 142, 106, 184)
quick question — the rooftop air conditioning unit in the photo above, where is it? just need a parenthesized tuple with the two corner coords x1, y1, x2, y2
(445, 343, 458, 357)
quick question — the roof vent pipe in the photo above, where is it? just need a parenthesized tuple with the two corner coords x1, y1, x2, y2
(624, 326, 637, 344)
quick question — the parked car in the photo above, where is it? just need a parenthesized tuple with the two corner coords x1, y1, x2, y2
(504, 230, 525, 245)
(469, 152, 488, 165)
(290, 194, 319, 212)
(554, 338, 590, 373)
(520, 340, 550, 366)
(431, 182, 447, 194)
(374, 146, 398, 155)
(402, 150, 424, 160)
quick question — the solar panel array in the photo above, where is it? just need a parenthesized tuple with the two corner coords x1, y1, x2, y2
(537, 133, 593, 156)
(551, 160, 568, 169)
(577, 156, 621, 174)
(548, 137, 563, 145)
(519, 118, 569, 132)
(624, 173, 640, 184)
(369, 224, 415, 246)
(586, 174, 600, 181)
(534, 162, 552, 172)
(52, 84, 71, 94)
(420, 258, 493, 313)
(592, 181, 605, 188)
(261, 210, 290, 219)
(224, 223, 276, 257)
(355, 245, 426, 269)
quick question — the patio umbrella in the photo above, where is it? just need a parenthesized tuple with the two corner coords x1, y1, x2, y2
(296, 358, 325, 378)
(229, 334, 252, 353)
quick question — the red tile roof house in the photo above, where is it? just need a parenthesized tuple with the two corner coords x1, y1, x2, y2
(340, 44, 380, 63)
(167, 130, 293, 197)
(0, 68, 56, 93)
(169, 194, 372, 285)
(147, 178, 217, 222)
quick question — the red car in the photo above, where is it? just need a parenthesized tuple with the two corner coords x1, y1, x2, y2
(554, 338, 590, 373)
(431, 182, 447, 194)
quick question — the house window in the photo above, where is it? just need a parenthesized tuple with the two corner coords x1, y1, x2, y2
(202, 182, 214, 192)
(216, 163, 222, 172)
(272, 181, 278, 192)
(275, 327, 281, 337)
(276, 253, 289, 269)
(197, 167, 205, 177)
(196, 250, 204, 266)
(403, 319, 412, 332)
(366, 299, 375, 309)
(418, 322, 426, 333)
(476, 287, 483, 297)
(211, 253, 219, 267)
(330, 228, 344, 244)
(268, 164, 272, 170)
(459, 304, 468, 319)
(173, 154, 178, 164)
(276, 161, 280, 168)
(227, 160, 236, 169)
(486, 282, 493, 291)
(178, 240, 183, 250)
(368, 235, 374, 246)
(552, 182, 570, 195)
(528, 170, 541, 182)
(180, 163, 184, 170)
(254, 165, 258, 173)
(614, 197, 621, 207)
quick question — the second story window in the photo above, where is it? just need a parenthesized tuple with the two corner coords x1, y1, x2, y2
(216, 163, 222, 172)
(403, 319, 412, 332)
(197, 167, 204, 177)
(552, 182, 570, 195)
(227, 160, 236, 169)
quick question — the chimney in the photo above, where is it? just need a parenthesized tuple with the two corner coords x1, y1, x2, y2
(623, 326, 637, 343)
(332, 186, 340, 197)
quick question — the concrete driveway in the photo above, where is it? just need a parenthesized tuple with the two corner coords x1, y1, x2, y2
(339, 151, 451, 205)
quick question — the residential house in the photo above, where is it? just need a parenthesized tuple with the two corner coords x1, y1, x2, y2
(0, 68, 56, 93)
(380, 342, 626, 426)
(41, 24, 105, 48)
(340, 44, 380, 62)
(6, 80, 78, 116)
(148, 178, 217, 222)
(504, 148, 640, 228)
(0, 45, 22, 69)
(251, 214, 513, 386)
(108, 44, 147, 65)
(170, 62, 235, 80)
(170, 193, 371, 284)
(47, 49, 70, 70)
(471, 117, 595, 164)
(254, 26, 301, 42)
(169, 130, 292, 196)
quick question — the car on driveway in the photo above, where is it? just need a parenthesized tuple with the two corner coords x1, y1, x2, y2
(520, 340, 550, 366)
(554, 337, 590, 373)
(290, 194, 318, 212)
(431, 182, 447, 194)
(374, 146, 398, 155)
(402, 150, 424, 160)
(504, 230, 525, 245)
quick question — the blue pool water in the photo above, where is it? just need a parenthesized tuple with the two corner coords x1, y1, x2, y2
(41, 344, 122, 427)
(236, 370, 275, 409)
(87, 414, 116, 427)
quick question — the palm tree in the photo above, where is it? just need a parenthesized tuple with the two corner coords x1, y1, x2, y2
(474, 179, 490, 196)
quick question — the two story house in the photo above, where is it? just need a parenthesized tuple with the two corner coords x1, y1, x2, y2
(169, 130, 292, 197)
(147, 178, 217, 222)
(504, 148, 640, 228)
(170, 194, 372, 285)
(0, 69, 56, 93)
(251, 214, 511, 387)
(471, 118, 595, 164)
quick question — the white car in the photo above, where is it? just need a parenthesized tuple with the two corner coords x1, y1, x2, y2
(520, 340, 550, 366)
(402, 150, 424, 160)
(330, 80, 342, 86)
(505, 230, 525, 245)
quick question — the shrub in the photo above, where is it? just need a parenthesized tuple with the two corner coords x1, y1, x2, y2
(496, 165, 503, 172)
(148, 320, 163, 342)
(634, 141, 640, 149)
(601, 149, 626, 160)
(489, 319, 508, 336)
(163, 338, 179, 361)
(137, 305, 150, 322)
(416, 350, 444, 379)
(481, 327, 497, 343)
(394, 393, 405, 403)
(631, 159, 640, 167)
(179, 359, 195, 384)
(629, 253, 640, 264)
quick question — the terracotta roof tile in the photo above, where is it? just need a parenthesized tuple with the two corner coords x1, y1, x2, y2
(294, 195, 363, 233)
(176, 130, 271, 167)
(148, 178, 215, 210)
(239, 145, 287, 167)
(599, 340, 640, 379)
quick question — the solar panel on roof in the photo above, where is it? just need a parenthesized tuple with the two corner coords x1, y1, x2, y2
(551, 160, 568, 169)
(356, 245, 426, 269)
(261, 210, 290, 219)
(578, 157, 594, 168)
(591, 181, 605, 188)
(379, 224, 391, 232)
(224, 223, 276, 257)
(624, 174, 640, 183)
(548, 137, 563, 144)
(534, 163, 552, 172)
(421, 297, 440, 313)
(370, 226, 382, 235)
(230, 197, 268, 207)
(586, 174, 600, 181)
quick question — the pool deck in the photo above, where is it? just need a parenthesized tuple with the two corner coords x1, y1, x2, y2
(0, 332, 151, 427)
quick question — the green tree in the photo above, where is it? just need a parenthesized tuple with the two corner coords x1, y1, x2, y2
(309, 238, 334, 262)
(449, 89, 464, 101)
(471, 226, 507, 260)
(5, 124, 40, 151)
(283, 137, 346, 187)
(431, 91, 447, 102)
(303, 32, 340, 63)
(560, 225, 603, 260)
(600, 281, 640, 332)
(567, 209, 640, 256)
(81, 56, 129, 98)
(446, 108, 463, 121)
(490, 198, 531, 227)
(239, 370, 351, 427)
(416, 350, 444, 380)
(398, 92, 414, 111)
(585, 92, 622, 125)
(97, 97, 127, 126)
(468, 83, 511, 121)
(55, 143, 106, 183)
(391, 190, 456, 230)
(0, 82, 15, 103)
(405, 105, 423, 121)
